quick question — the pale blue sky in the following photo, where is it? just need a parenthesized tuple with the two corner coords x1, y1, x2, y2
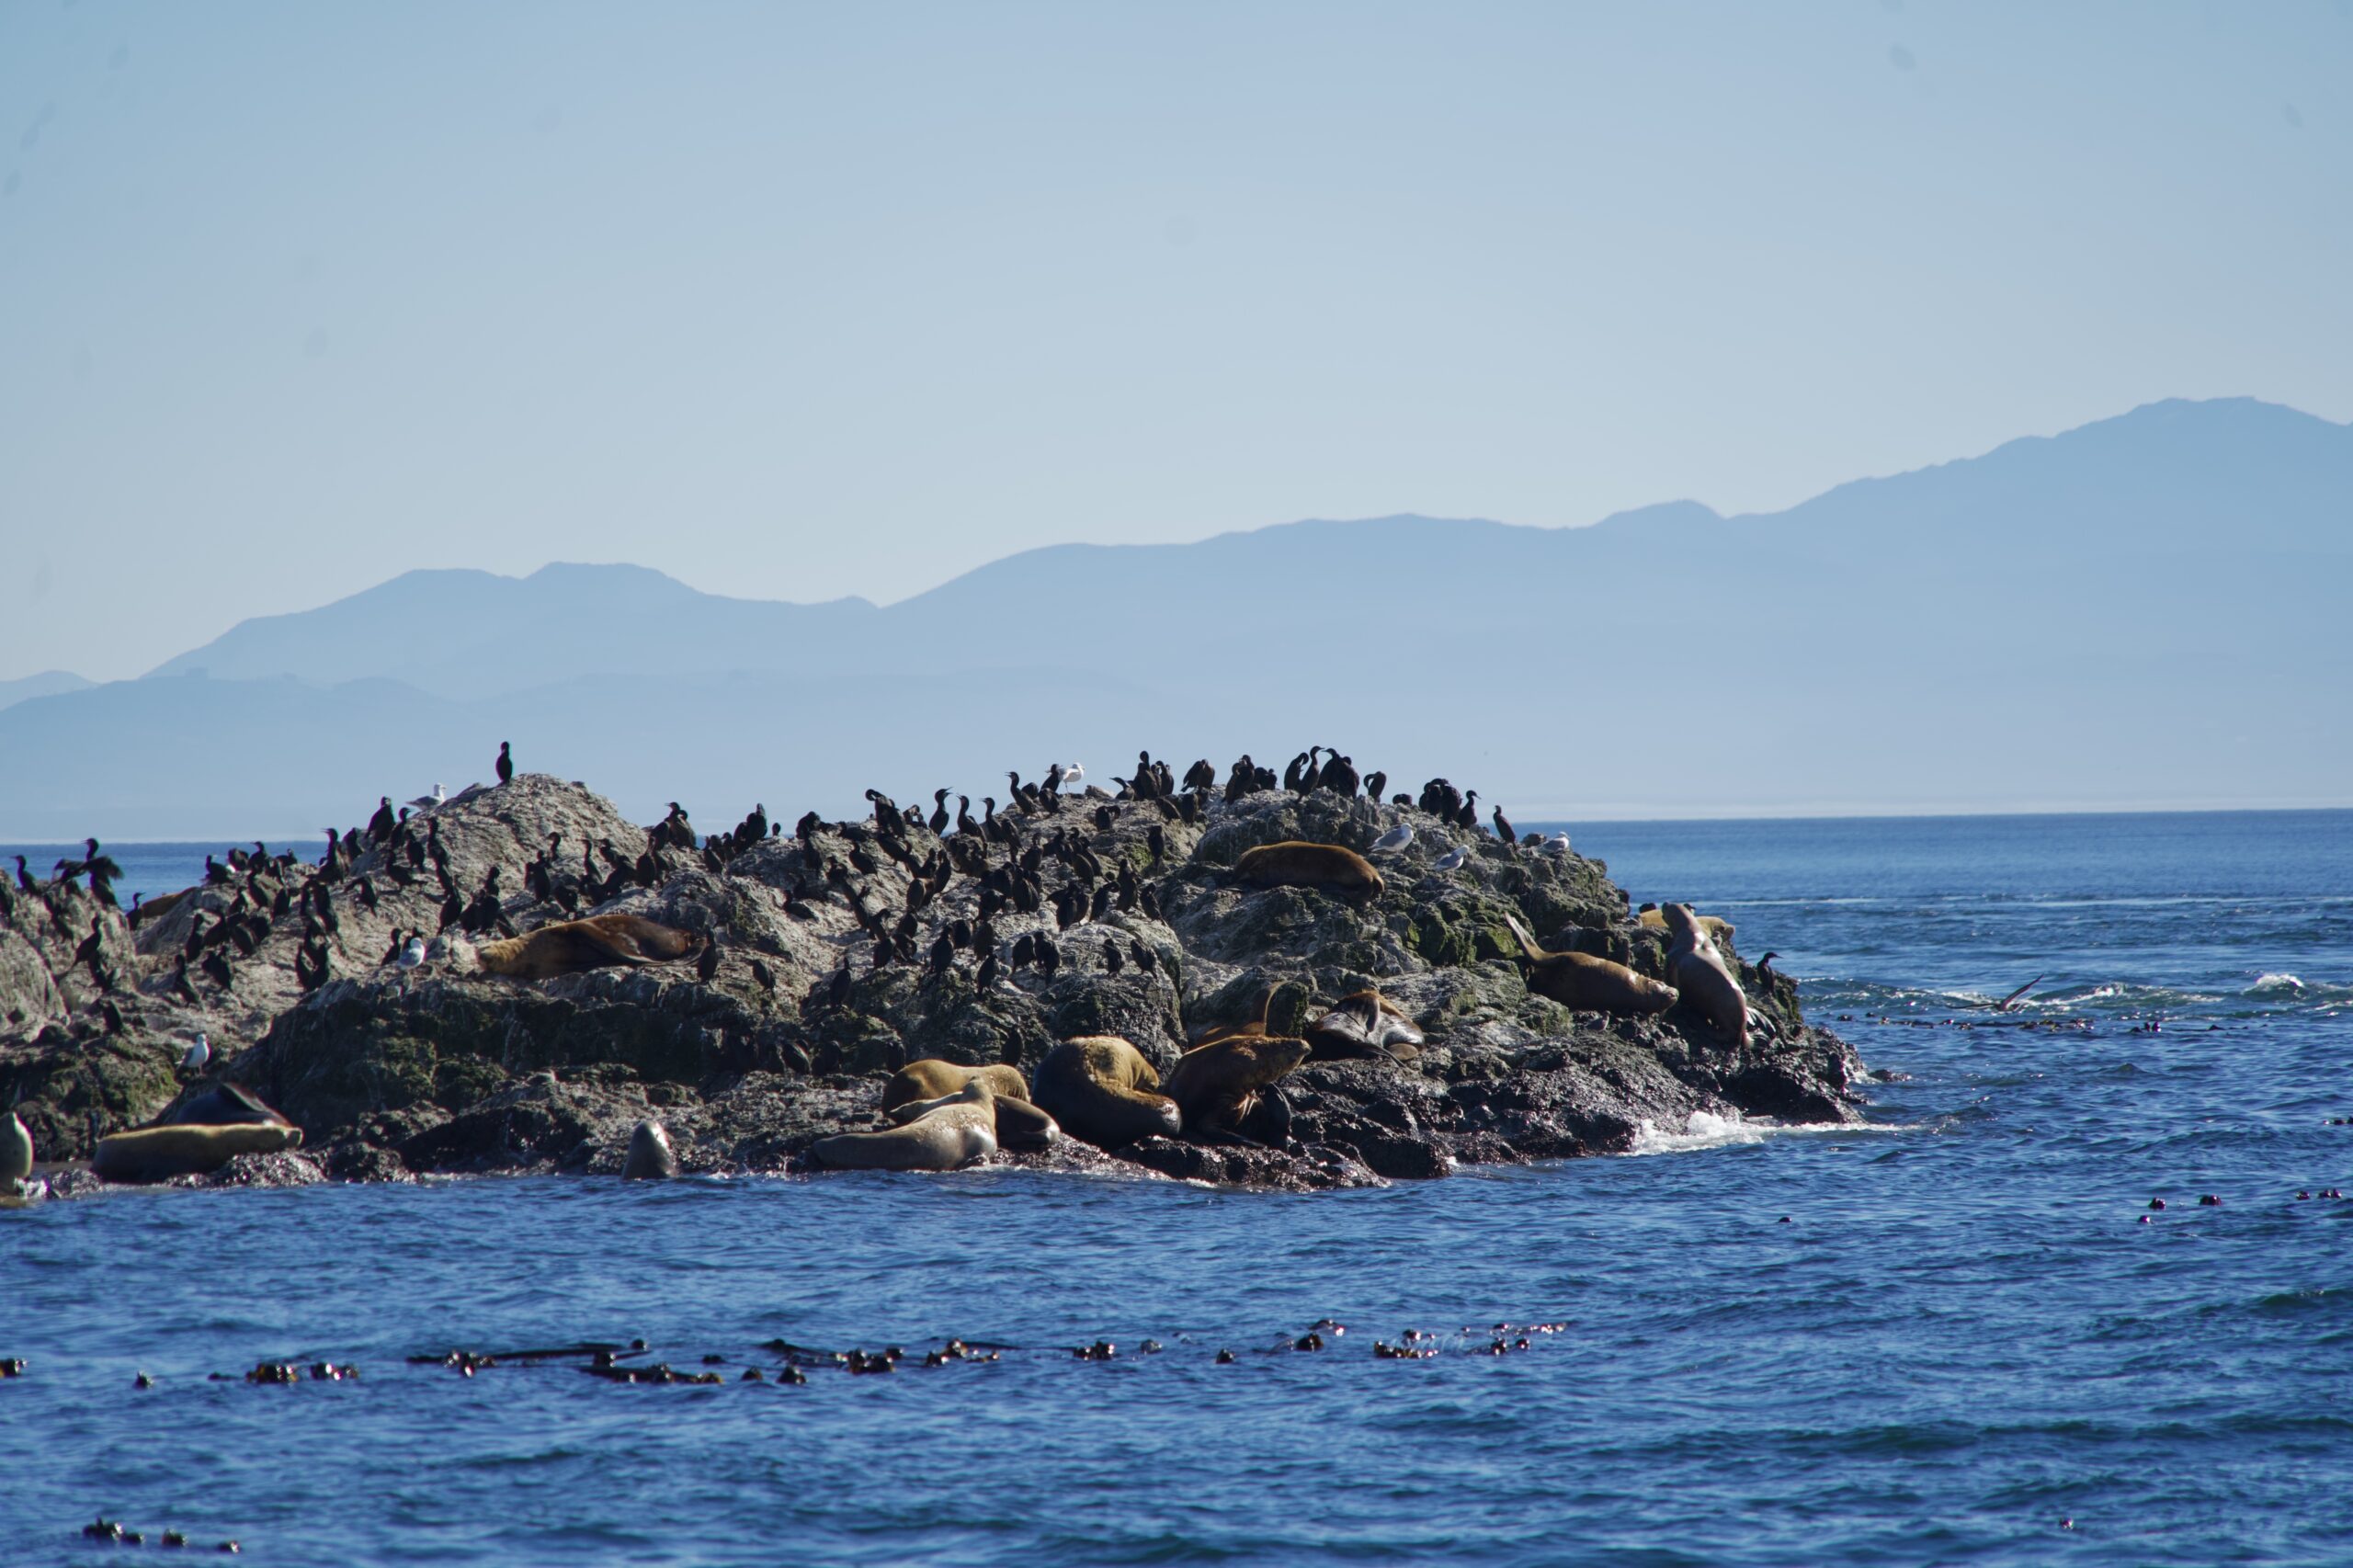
(3, 0, 2347, 680)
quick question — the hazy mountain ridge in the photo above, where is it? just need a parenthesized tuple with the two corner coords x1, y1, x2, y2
(6, 397, 2348, 836)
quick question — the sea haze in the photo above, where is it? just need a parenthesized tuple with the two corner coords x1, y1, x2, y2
(6, 808, 2349, 1566)
(4, 395, 2349, 837)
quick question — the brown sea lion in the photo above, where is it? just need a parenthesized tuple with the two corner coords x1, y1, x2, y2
(1233, 842, 1383, 899)
(1662, 903, 1749, 1045)
(1502, 914, 1679, 1016)
(1303, 990, 1426, 1062)
(159, 1082, 291, 1130)
(94, 1122, 304, 1184)
(1031, 1036, 1182, 1149)
(1188, 981, 1289, 1048)
(1638, 903, 1735, 943)
(888, 1085, 1060, 1151)
(1162, 1036, 1311, 1140)
(811, 1080, 996, 1171)
(474, 914, 705, 980)
(881, 1061, 1029, 1111)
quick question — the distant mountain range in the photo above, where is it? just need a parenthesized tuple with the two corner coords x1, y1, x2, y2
(5, 396, 2348, 837)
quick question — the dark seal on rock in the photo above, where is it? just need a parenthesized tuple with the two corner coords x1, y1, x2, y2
(161, 1081, 293, 1130)
(474, 914, 705, 980)
(1233, 842, 1384, 899)
(1503, 914, 1678, 1017)
(620, 1119, 677, 1179)
(1162, 1036, 1311, 1139)
(1031, 1036, 1183, 1149)
(1303, 990, 1426, 1062)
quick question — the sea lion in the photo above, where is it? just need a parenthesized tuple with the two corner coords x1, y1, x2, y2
(1188, 981, 1289, 1048)
(93, 1122, 304, 1184)
(1303, 990, 1426, 1062)
(1502, 914, 1679, 1016)
(1233, 842, 1384, 900)
(888, 1085, 1061, 1151)
(1162, 1036, 1311, 1141)
(811, 1080, 997, 1172)
(3, 1109, 31, 1186)
(1661, 903, 1749, 1044)
(474, 914, 705, 981)
(1637, 903, 1734, 944)
(159, 1082, 291, 1130)
(880, 1061, 1029, 1112)
(1031, 1036, 1182, 1149)
(621, 1119, 677, 1179)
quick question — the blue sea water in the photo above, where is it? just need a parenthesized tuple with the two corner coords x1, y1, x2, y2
(4, 810, 2350, 1566)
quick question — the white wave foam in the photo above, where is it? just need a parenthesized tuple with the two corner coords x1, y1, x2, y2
(2248, 972, 2305, 994)
(1625, 1109, 1921, 1157)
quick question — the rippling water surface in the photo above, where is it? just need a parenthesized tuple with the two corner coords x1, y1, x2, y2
(6, 811, 2351, 1565)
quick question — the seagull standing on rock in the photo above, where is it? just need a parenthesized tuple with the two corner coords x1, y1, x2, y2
(180, 1033, 210, 1076)
(409, 784, 448, 813)
(398, 933, 427, 993)
(1433, 846, 1469, 871)
(1371, 825, 1414, 854)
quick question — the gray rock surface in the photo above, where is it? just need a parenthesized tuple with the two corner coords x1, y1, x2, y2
(2, 763, 1863, 1192)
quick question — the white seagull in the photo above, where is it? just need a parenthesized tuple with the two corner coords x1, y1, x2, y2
(1370, 825, 1413, 854)
(1058, 762, 1086, 785)
(1433, 846, 1469, 871)
(407, 783, 448, 812)
(398, 932, 426, 993)
(1541, 834, 1574, 857)
(180, 1033, 210, 1074)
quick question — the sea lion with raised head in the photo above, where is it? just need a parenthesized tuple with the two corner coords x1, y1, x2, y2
(1031, 1036, 1182, 1149)
(880, 1061, 1029, 1111)
(159, 1082, 292, 1130)
(1661, 903, 1749, 1045)
(811, 1080, 997, 1172)
(1502, 914, 1679, 1016)
(1188, 980, 1289, 1048)
(1162, 1035, 1311, 1141)
(621, 1119, 677, 1179)
(888, 1084, 1060, 1151)
(1303, 990, 1427, 1062)
(474, 914, 705, 981)
(93, 1122, 304, 1184)
(1233, 842, 1384, 900)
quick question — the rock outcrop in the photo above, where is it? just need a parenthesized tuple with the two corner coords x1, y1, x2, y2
(1, 763, 1862, 1192)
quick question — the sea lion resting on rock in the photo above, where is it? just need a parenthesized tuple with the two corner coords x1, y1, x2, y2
(889, 1085, 1060, 1151)
(1639, 903, 1734, 943)
(1233, 842, 1384, 900)
(812, 1080, 997, 1172)
(1662, 903, 1749, 1045)
(160, 1081, 291, 1129)
(1031, 1037, 1182, 1149)
(1162, 1036, 1311, 1142)
(881, 1061, 1029, 1111)
(1304, 990, 1426, 1062)
(474, 914, 705, 980)
(94, 1122, 304, 1184)
(1503, 914, 1679, 1016)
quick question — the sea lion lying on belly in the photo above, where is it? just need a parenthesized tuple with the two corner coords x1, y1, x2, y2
(94, 1122, 304, 1183)
(811, 1081, 997, 1172)
(474, 914, 705, 980)
(1503, 914, 1679, 1016)
(1233, 842, 1384, 899)
(887, 1084, 1060, 1152)
(1031, 1037, 1182, 1149)
(881, 1061, 1029, 1111)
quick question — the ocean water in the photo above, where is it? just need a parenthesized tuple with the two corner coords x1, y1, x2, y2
(4, 810, 2350, 1566)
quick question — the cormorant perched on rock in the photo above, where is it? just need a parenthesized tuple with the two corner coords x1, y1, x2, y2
(1103, 938, 1124, 976)
(495, 742, 513, 786)
(1492, 806, 1517, 848)
(205, 855, 231, 886)
(796, 811, 823, 846)
(12, 855, 34, 893)
(1457, 790, 1481, 830)
(697, 937, 722, 983)
(368, 797, 396, 843)
(929, 790, 952, 834)
(1183, 758, 1216, 791)
(201, 949, 233, 990)
(73, 915, 105, 977)
(1363, 770, 1387, 802)
(1318, 753, 1358, 798)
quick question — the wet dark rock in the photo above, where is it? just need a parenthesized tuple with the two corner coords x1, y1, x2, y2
(3, 767, 1864, 1192)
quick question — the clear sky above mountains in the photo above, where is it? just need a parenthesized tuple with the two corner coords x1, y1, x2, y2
(4, 1, 2347, 682)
